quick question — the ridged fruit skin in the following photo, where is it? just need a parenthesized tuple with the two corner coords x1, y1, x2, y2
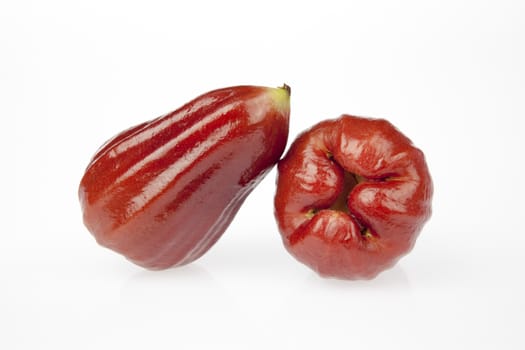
(79, 85, 290, 269)
(274, 115, 432, 279)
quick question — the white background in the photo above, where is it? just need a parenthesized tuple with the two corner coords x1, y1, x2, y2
(2, 1, 524, 349)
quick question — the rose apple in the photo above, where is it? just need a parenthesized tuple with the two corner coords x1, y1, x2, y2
(274, 115, 432, 279)
(79, 85, 290, 269)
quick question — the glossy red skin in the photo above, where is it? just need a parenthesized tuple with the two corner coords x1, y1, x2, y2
(79, 85, 290, 269)
(274, 115, 432, 279)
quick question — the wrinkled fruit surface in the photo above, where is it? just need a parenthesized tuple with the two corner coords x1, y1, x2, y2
(79, 85, 290, 269)
(274, 115, 432, 279)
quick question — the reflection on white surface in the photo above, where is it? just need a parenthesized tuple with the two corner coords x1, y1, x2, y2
(303, 263, 411, 289)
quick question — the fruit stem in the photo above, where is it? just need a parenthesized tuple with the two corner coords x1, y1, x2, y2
(281, 83, 291, 96)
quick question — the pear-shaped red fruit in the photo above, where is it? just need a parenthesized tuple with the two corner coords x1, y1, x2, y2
(79, 85, 290, 269)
